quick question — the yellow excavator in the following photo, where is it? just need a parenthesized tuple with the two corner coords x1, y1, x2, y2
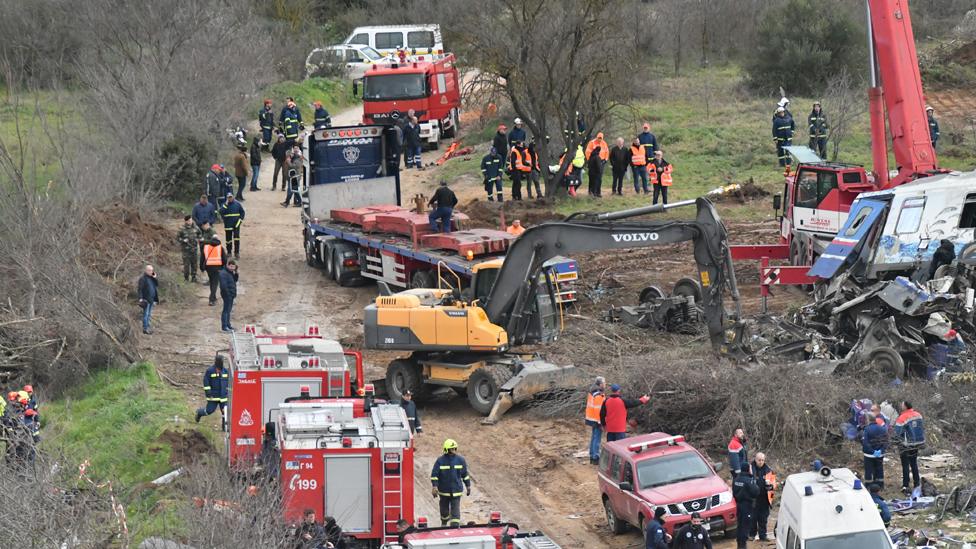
(364, 196, 745, 422)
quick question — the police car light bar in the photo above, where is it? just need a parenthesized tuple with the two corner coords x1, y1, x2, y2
(628, 435, 685, 453)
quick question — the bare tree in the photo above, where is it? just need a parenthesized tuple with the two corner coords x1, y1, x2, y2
(821, 69, 868, 162)
(446, 0, 637, 196)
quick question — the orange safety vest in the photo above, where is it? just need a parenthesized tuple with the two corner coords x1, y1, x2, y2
(630, 146, 646, 166)
(585, 139, 609, 161)
(511, 148, 531, 172)
(649, 162, 673, 186)
(507, 225, 525, 236)
(585, 391, 605, 423)
(764, 471, 777, 504)
(204, 244, 223, 267)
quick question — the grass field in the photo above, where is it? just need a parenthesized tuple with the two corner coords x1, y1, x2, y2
(0, 88, 80, 184)
(43, 362, 213, 542)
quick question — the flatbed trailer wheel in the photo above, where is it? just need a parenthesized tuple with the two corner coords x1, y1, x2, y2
(466, 364, 511, 415)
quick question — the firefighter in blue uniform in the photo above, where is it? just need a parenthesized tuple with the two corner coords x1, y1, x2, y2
(732, 463, 760, 549)
(772, 106, 795, 167)
(279, 97, 303, 147)
(259, 99, 275, 150)
(927, 105, 940, 149)
(195, 355, 229, 430)
(219, 194, 245, 259)
(313, 100, 331, 129)
(430, 438, 471, 527)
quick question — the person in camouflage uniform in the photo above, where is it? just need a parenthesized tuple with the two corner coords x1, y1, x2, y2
(177, 215, 201, 282)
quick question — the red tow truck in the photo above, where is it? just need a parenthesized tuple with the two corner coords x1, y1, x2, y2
(599, 434, 736, 539)
(731, 0, 947, 302)
(361, 54, 461, 148)
(225, 325, 364, 469)
(384, 513, 562, 549)
(274, 391, 415, 547)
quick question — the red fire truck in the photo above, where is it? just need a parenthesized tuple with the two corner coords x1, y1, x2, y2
(384, 513, 561, 549)
(360, 54, 461, 148)
(274, 395, 415, 547)
(226, 326, 364, 469)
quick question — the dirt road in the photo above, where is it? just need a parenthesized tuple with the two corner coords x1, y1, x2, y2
(146, 104, 751, 547)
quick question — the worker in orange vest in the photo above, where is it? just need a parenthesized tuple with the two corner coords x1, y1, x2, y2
(585, 132, 610, 163)
(629, 138, 648, 194)
(200, 236, 228, 306)
(648, 150, 672, 205)
(506, 219, 526, 236)
(508, 140, 532, 201)
(585, 376, 606, 464)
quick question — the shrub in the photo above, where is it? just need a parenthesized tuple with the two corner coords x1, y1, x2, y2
(745, 0, 866, 96)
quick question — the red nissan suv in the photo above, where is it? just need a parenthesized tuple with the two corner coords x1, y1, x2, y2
(598, 433, 736, 538)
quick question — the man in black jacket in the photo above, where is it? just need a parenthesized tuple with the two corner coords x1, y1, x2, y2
(732, 464, 761, 549)
(403, 116, 422, 169)
(609, 137, 631, 196)
(137, 264, 159, 335)
(492, 125, 509, 165)
(749, 453, 775, 542)
(672, 512, 712, 549)
(587, 144, 604, 197)
(271, 135, 289, 191)
(399, 390, 422, 434)
(427, 181, 458, 234)
(218, 260, 239, 333)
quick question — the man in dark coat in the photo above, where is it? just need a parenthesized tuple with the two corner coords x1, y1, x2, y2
(399, 390, 422, 434)
(609, 137, 631, 196)
(672, 512, 712, 549)
(749, 453, 775, 541)
(137, 264, 159, 335)
(732, 463, 760, 549)
(218, 260, 239, 333)
(403, 116, 422, 169)
(271, 134, 289, 191)
(587, 144, 604, 197)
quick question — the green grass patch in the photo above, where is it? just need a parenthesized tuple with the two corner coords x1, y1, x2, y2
(0, 87, 81, 184)
(44, 362, 210, 542)
(257, 77, 357, 116)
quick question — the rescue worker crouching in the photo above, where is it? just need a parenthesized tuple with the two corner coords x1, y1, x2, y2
(196, 354, 229, 431)
(431, 438, 471, 527)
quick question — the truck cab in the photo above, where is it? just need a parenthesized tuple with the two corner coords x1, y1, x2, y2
(598, 434, 736, 539)
(361, 54, 461, 147)
(778, 147, 874, 266)
(776, 467, 894, 549)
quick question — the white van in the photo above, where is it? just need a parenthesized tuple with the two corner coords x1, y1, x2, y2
(775, 467, 894, 549)
(305, 44, 393, 80)
(343, 24, 444, 60)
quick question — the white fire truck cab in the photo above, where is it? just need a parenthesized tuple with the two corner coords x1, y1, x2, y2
(226, 326, 364, 469)
(275, 396, 415, 548)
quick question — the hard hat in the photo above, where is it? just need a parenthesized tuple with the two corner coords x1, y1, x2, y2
(776, 107, 786, 113)
(514, 117, 522, 125)
(926, 105, 934, 111)
(263, 99, 272, 105)
(443, 438, 458, 452)
(813, 100, 821, 106)
(7, 392, 17, 402)
(17, 391, 28, 401)
(497, 124, 507, 131)
(313, 100, 322, 107)
(22, 385, 32, 394)
(18, 397, 28, 406)
(211, 164, 221, 171)
(778, 97, 790, 107)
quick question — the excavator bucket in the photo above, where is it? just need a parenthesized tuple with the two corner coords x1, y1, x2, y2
(482, 360, 585, 424)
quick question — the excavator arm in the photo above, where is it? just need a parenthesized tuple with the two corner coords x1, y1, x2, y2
(485, 197, 742, 352)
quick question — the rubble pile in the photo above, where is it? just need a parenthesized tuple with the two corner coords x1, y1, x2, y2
(749, 269, 976, 380)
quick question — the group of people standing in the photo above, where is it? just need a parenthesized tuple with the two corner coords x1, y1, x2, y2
(2, 385, 39, 470)
(483, 119, 674, 203)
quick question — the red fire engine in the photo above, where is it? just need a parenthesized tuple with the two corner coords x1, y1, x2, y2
(274, 394, 415, 547)
(361, 54, 461, 148)
(731, 0, 948, 303)
(226, 325, 364, 469)
(384, 513, 561, 549)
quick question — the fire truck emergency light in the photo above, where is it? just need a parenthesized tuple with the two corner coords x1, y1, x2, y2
(307, 324, 320, 336)
(244, 325, 256, 334)
(417, 517, 428, 529)
(342, 437, 352, 448)
(628, 435, 685, 454)
(489, 511, 501, 524)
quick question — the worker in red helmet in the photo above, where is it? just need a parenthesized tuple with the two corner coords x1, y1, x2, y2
(204, 163, 225, 205)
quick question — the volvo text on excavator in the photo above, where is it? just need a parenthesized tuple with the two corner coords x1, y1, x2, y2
(364, 196, 745, 422)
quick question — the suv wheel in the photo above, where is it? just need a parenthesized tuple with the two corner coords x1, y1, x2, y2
(604, 498, 627, 535)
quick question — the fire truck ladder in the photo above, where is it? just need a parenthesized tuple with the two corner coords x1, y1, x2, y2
(378, 406, 406, 543)
(231, 331, 260, 368)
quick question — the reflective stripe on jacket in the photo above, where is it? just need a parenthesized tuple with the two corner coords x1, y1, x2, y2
(630, 146, 646, 166)
(430, 453, 470, 496)
(203, 366, 229, 402)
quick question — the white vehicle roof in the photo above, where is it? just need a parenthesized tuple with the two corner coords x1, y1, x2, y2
(780, 468, 889, 541)
(856, 169, 975, 200)
(346, 24, 440, 34)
